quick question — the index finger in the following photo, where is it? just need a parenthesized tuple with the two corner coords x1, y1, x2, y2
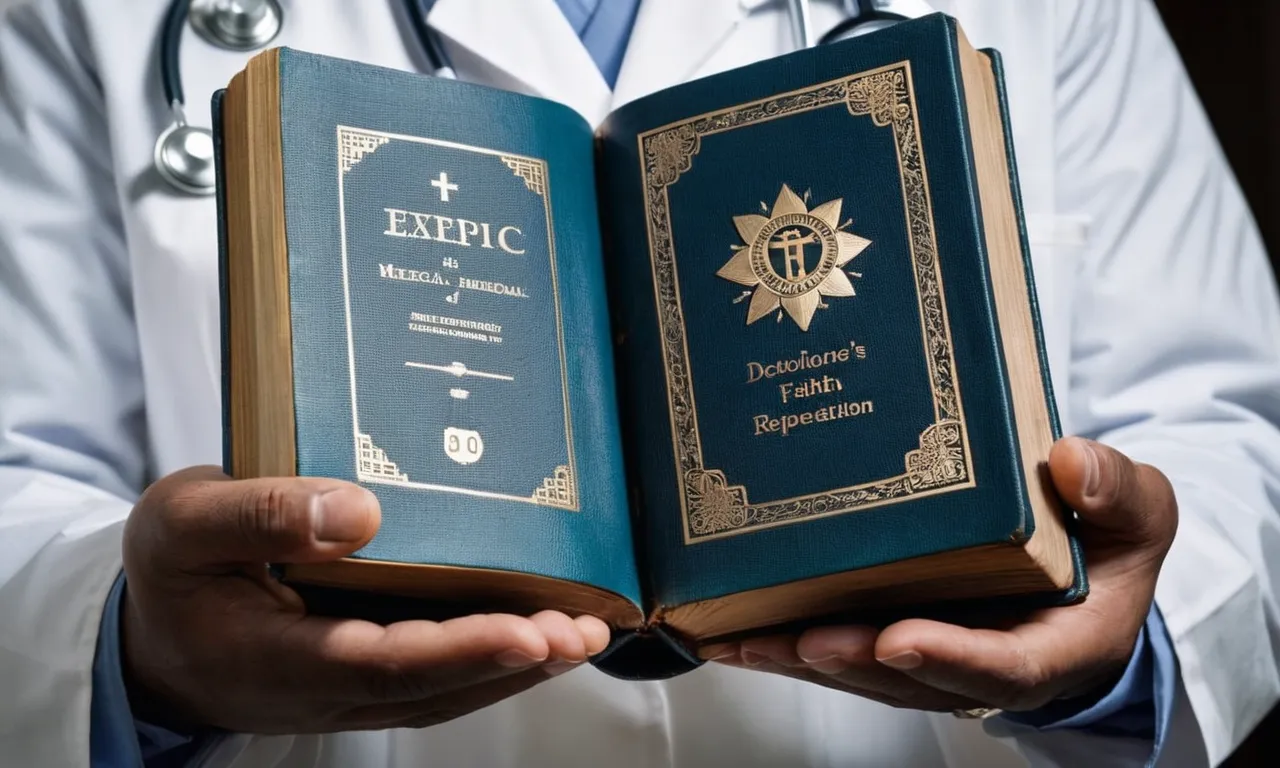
(266, 610, 609, 706)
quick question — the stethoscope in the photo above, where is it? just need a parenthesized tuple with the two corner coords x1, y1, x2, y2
(153, 0, 906, 196)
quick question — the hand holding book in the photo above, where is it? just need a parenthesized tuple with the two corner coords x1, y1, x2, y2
(119, 467, 610, 733)
(704, 437, 1177, 714)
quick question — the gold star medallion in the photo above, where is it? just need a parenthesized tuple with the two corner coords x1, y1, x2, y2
(717, 184, 871, 331)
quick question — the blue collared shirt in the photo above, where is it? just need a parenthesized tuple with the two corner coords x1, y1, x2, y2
(552, 0, 641, 87)
(90, 2, 1171, 765)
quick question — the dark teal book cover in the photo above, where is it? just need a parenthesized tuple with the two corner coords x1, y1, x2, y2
(597, 13, 1082, 611)
(215, 13, 1084, 680)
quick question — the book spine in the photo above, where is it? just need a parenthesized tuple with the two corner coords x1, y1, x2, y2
(983, 49, 1064, 444)
(983, 48, 1088, 603)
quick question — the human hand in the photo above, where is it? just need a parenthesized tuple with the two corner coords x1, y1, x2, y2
(121, 466, 608, 734)
(700, 437, 1177, 714)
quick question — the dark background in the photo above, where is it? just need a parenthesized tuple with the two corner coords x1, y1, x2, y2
(1154, 1, 1278, 763)
(1157, 0, 1279, 257)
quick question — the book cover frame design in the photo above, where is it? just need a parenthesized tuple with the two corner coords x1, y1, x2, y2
(336, 127, 578, 510)
(637, 61, 975, 543)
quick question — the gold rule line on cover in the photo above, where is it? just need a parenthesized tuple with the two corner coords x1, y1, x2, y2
(334, 126, 578, 511)
(636, 60, 975, 544)
(405, 361, 515, 382)
(336, 127, 363, 482)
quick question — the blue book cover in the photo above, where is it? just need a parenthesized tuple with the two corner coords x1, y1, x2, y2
(215, 13, 1084, 680)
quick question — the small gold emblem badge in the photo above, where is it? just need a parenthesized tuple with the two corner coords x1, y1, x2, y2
(718, 184, 871, 331)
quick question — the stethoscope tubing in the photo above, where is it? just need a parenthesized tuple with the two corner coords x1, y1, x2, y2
(161, 0, 190, 108)
(155, 0, 905, 195)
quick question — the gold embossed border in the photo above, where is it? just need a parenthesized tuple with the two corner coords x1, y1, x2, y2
(337, 126, 578, 510)
(637, 62, 974, 543)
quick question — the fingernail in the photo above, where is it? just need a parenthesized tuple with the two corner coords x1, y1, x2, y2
(543, 660, 581, 677)
(807, 657, 851, 675)
(877, 650, 922, 670)
(741, 649, 769, 667)
(1080, 440, 1102, 498)
(698, 643, 737, 661)
(312, 488, 376, 543)
(495, 649, 545, 668)
(575, 616, 612, 656)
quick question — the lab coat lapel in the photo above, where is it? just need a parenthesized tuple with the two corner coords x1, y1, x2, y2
(612, 0, 744, 107)
(427, 0, 612, 124)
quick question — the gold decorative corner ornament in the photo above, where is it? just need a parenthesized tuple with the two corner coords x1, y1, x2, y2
(905, 420, 968, 489)
(532, 465, 577, 510)
(356, 432, 408, 484)
(845, 69, 910, 126)
(500, 155, 546, 197)
(338, 128, 390, 174)
(645, 124, 700, 187)
(686, 469, 749, 536)
(719, 184, 871, 331)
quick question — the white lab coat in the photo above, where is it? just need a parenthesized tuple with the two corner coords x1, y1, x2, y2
(0, 0, 1275, 766)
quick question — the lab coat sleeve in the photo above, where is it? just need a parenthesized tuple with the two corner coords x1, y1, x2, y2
(996, 1, 1280, 766)
(0, 1, 149, 766)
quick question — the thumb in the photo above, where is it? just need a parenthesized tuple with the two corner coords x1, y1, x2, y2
(1048, 437, 1177, 551)
(137, 466, 381, 569)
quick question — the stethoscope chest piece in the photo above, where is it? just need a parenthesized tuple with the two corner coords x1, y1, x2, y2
(154, 110, 217, 196)
(189, 0, 283, 51)
(154, 0, 284, 195)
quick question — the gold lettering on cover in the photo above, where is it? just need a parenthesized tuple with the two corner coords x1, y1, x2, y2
(435, 215, 459, 244)
(384, 207, 410, 236)
(409, 211, 434, 239)
(638, 62, 974, 542)
(497, 226, 525, 255)
(457, 219, 481, 246)
(381, 207, 525, 254)
(406, 312, 504, 344)
(745, 341, 864, 383)
(379, 263, 451, 285)
(778, 375, 843, 404)
(458, 276, 530, 299)
(752, 400, 874, 437)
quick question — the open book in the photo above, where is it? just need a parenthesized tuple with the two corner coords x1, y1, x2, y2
(215, 14, 1085, 679)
